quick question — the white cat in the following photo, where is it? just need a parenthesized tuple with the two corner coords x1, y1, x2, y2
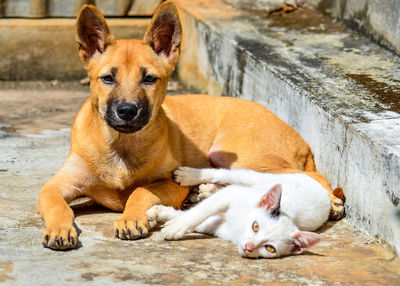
(147, 167, 331, 258)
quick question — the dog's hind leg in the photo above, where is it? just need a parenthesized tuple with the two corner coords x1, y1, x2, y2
(208, 130, 297, 172)
(208, 133, 344, 220)
(114, 179, 189, 240)
(303, 171, 344, 220)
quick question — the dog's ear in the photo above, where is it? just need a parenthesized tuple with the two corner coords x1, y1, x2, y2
(76, 4, 115, 65)
(143, 1, 182, 66)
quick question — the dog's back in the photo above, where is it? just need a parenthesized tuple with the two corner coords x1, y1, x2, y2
(163, 94, 313, 172)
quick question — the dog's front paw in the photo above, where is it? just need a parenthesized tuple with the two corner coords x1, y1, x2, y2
(174, 167, 202, 186)
(161, 216, 194, 240)
(114, 213, 152, 240)
(42, 223, 78, 250)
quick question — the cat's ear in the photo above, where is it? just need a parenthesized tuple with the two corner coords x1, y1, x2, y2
(290, 231, 321, 254)
(257, 184, 282, 213)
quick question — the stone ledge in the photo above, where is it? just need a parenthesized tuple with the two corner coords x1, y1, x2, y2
(305, 0, 400, 56)
(175, 0, 400, 254)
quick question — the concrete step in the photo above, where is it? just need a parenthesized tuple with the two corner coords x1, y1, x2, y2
(175, 0, 400, 254)
(0, 18, 149, 80)
(0, 0, 161, 17)
(305, 0, 400, 56)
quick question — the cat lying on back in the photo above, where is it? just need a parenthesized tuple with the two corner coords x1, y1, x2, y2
(147, 167, 331, 258)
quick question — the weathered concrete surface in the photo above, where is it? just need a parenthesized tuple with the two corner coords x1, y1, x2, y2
(175, 0, 400, 254)
(95, 0, 162, 17)
(224, 0, 400, 56)
(305, 0, 400, 56)
(0, 83, 400, 285)
(0, 18, 149, 80)
(0, 0, 160, 17)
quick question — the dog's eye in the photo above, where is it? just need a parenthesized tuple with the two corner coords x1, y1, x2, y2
(100, 75, 115, 85)
(143, 75, 158, 85)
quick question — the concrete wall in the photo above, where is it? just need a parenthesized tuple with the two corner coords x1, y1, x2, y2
(0, 0, 161, 17)
(0, 18, 149, 80)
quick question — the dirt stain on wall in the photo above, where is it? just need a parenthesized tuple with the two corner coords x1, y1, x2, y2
(347, 73, 400, 113)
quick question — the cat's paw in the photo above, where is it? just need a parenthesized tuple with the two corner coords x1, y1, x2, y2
(185, 184, 221, 203)
(161, 216, 194, 240)
(198, 183, 221, 199)
(174, 167, 203, 186)
(147, 205, 181, 223)
(146, 205, 163, 226)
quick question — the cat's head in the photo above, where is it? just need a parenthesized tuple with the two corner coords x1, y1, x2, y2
(238, 184, 321, 258)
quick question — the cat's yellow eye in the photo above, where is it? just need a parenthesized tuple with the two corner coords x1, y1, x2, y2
(252, 221, 259, 232)
(265, 244, 276, 253)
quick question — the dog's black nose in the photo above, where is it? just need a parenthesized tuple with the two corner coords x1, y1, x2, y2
(116, 103, 139, 121)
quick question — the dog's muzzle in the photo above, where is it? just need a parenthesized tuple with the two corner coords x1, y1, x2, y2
(106, 98, 150, 133)
(116, 102, 139, 122)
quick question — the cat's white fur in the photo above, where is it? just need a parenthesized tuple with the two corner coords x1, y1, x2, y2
(147, 167, 331, 258)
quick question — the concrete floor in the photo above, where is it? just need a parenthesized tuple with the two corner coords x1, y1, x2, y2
(0, 82, 399, 285)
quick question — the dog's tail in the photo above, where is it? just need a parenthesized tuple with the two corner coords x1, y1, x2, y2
(303, 152, 317, 172)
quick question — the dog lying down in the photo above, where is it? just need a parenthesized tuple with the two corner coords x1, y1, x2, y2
(147, 167, 331, 258)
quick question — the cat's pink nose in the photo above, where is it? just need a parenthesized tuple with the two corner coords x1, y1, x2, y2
(244, 242, 254, 252)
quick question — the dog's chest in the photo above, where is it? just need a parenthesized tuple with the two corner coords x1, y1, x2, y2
(96, 149, 170, 190)
(95, 152, 138, 189)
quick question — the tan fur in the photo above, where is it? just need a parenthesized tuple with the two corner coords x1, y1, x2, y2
(37, 1, 343, 250)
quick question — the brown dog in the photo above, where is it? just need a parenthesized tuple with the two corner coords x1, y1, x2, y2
(37, 1, 343, 250)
